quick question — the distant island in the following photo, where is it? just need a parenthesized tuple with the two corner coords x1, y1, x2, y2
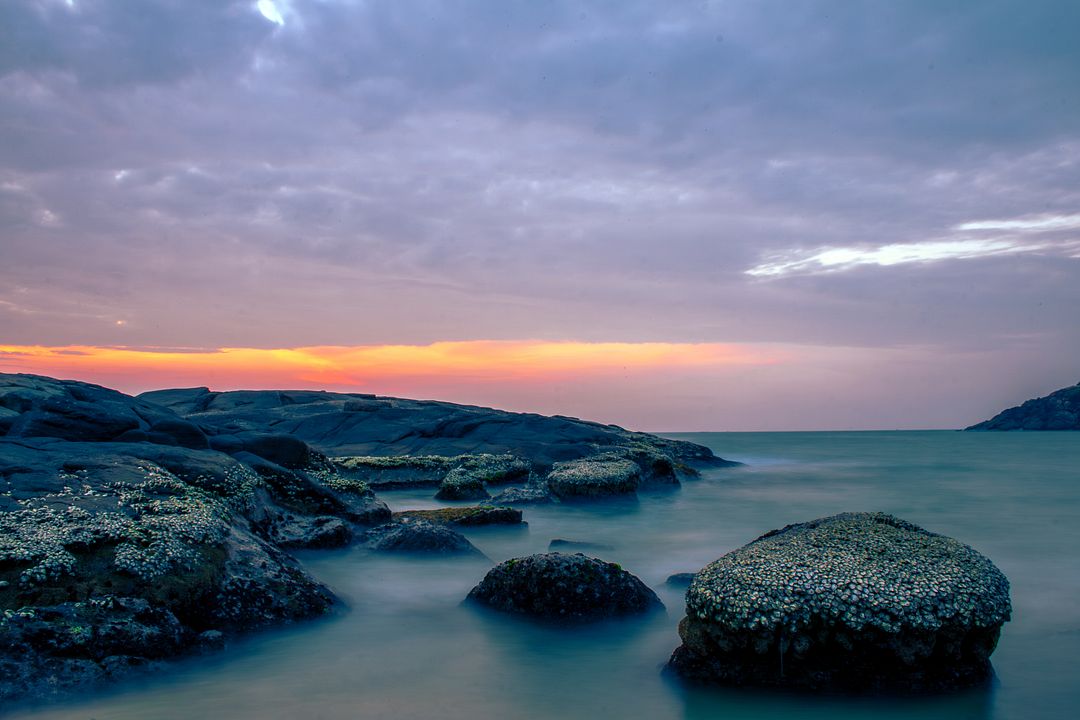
(966, 382, 1080, 431)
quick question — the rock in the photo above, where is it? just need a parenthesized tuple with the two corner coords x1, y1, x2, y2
(484, 484, 555, 506)
(966, 382, 1080, 430)
(361, 518, 483, 555)
(393, 506, 524, 527)
(466, 553, 662, 622)
(333, 453, 531, 491)
(0, 374, 187, 444)
(137, 386, 736, 471)
(0, 596, 185, 701)
(668, 512, 1012, 693)
(262, 514, 353, 549)
(434, 466, 491, 501)
(546, 454, 641, 499)
(548, 539, 615, 552)
(665, 572, 697, 587)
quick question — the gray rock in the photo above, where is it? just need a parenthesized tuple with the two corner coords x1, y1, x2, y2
(137, 386, 736, 471)
(546, 454, 641, 499)
(362, 518, 483, 555)
(665, 572, 697, 587)
(466, 552, 662, 622)
(434, 466, 491, 501)
(668, 512, 1012, 692)
(548, 539, 615, 552)
(484, 484, 555, 506)
(393, 506, 524, 527)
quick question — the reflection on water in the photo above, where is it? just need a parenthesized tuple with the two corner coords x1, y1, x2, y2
(6, 431, 1079, 719)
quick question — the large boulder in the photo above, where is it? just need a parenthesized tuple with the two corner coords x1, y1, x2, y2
(546, 454, 641, 499)
(0, 439, 337, 702)
(466, 552, 662, 622)
(668, 512, 1011, 692)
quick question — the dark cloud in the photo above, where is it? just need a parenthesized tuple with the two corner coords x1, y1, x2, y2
(0, 0, 1078, 421)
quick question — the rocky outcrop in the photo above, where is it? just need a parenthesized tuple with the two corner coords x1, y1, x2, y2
(546, 454, 641, 499)
(361, 518, 484, 556)
(0, 372, 737, 702)
(393, 506, 524, 527)
(138, 386, 735, 471)
(668, 513, 1011, 693)
(466, 553, 662, 622)
(966, 383, 1080, 430)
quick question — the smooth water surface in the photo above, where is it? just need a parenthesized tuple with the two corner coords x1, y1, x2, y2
(6, 431, 1079, 720)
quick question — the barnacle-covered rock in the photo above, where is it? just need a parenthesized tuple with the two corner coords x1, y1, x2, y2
(546, 454, 641, 499)
(668, 512, 1011, 692)
(0, 439, 336, 702)
(466, 552, 662, 622)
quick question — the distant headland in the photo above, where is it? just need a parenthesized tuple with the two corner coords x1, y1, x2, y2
(966, 382, 1080, 431)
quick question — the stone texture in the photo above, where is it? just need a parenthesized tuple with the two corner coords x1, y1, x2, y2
(393, 506, 523, 527)
(467, 552, 662, 622)
(668, 512, 1011, 692)
(546, 454, 641, 499)
(362, 518, 484, 555)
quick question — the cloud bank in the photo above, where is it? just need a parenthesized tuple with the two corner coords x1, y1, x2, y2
(1, 1, 1078, 427)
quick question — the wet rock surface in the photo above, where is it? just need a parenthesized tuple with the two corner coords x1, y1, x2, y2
(466, 552, 662, 622)
(668, 512, 1011, 692)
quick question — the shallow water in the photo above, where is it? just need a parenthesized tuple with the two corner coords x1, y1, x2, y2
(6, 431, 1079, 720)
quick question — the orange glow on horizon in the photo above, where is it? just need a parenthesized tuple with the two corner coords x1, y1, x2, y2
(0, 341, 782, 396)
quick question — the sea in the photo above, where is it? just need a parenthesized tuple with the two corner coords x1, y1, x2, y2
(6, 431, 1079, 720)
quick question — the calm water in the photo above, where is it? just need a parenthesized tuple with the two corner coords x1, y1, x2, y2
(6, 431, 1079, 720)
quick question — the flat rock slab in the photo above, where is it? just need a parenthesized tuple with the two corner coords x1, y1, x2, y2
(467, 552, 662, 622)
(669, 512, 1011, 693)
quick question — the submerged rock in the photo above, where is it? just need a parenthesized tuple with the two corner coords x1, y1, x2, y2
(548, 538, 615, 552)
(668, 512, 1011, 693)
(546, 454, 641, 499)
(665, 572, 697, 588)
(466, 552, 662, 622)
(393, 506, 524, 527)
(362, 518, 483, 555)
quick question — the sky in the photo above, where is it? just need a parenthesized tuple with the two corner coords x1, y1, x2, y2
(1, 0, 1078, 430)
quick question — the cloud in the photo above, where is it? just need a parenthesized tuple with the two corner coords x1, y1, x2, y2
(0, 1, 1078, 429)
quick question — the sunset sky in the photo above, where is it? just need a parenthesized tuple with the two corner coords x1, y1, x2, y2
(1, 1, 1078, 430)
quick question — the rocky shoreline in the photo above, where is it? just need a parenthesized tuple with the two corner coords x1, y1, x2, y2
(0, 372, 731, 703)
(1, 373, 1013, 704)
